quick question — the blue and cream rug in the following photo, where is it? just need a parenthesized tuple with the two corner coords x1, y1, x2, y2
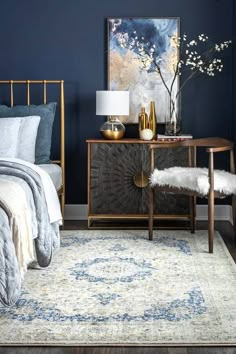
(0, 230, 236, 345)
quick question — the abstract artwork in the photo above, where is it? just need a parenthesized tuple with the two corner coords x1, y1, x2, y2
(108, 18, 179, 123)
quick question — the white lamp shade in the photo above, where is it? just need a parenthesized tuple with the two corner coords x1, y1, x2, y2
(96, 91, 129, 116)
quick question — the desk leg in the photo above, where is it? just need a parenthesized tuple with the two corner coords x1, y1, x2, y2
(190, 196, 196, 233)
(149, 187, 154, 240)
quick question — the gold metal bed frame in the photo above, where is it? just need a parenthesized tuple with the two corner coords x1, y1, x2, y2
(0, 80, 65, 220)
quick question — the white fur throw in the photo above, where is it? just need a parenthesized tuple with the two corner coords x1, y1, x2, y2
(150, 167, 236, 196)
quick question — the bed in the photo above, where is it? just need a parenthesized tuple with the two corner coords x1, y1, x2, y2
(0, 80, 65, 306)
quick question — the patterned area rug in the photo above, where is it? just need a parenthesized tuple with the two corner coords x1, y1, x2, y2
(0, 230, 236, 345)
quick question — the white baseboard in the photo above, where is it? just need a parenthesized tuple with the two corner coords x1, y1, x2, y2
(65, 204, 88, 220)
(196, 205, 232, 223)
(65, 204, 233, 223)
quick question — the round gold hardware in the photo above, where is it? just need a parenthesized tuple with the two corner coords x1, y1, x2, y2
(133, 171, 149, 188)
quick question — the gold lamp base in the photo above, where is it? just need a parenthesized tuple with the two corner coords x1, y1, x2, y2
(100, 117, 125, 140)
(100, 129, 125, 140)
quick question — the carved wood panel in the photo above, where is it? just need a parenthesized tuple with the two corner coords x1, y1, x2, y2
(89, 143, 189, 215)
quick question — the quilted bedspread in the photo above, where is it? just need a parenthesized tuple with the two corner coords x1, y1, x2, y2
(0, 161, 60, 306)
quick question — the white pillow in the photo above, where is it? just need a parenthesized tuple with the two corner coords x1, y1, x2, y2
(0, 118, 23, 157)
(17, 116, 41, 163)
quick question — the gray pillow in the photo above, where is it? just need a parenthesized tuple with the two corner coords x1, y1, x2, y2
(0, 118, 22, 157)
(0, 102, 57, 164)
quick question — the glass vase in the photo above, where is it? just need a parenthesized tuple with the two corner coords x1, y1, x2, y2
(165, 93, 182, 136)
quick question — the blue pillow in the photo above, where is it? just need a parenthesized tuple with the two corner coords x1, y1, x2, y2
(0, 102, 57, 164)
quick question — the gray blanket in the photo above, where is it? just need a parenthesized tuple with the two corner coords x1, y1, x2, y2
(0, 161, 60, 307)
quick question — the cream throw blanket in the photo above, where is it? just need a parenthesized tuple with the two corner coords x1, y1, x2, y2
(0, 177, 34, 278)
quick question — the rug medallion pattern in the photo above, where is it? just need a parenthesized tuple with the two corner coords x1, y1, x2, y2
(0, 230, 235, 344)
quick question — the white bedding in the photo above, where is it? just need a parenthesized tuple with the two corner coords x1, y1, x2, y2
(0, 157, 62, 225)
(38, 163, 62, 191)
(0, 177, 35, 277)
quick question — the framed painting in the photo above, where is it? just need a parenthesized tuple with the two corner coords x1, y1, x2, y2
(108, 17, 180, 124)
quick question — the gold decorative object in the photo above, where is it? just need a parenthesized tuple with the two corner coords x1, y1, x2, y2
(138, 107, 148, 138)
(133, 171, 149, 188)
(148, 101, 157, 138)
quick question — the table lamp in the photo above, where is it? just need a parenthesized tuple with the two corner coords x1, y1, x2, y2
(96, 90, 129, 140)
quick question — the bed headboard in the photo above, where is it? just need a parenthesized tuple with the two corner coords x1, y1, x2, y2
(0, 80, 65, 219)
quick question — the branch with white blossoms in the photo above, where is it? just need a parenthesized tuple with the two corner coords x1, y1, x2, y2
(115, 30, 231, 120)
(115, 31, 231, 88)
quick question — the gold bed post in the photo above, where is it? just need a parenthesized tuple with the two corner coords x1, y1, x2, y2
(60, 80, 65, 221)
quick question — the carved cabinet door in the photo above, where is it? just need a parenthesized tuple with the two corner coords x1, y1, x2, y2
(89, 142, 189, 216)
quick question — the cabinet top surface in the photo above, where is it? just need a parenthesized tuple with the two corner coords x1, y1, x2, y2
(86, 138, 170, 144)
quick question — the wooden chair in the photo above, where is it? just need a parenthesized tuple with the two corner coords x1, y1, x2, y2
(148, 137, 235, 253)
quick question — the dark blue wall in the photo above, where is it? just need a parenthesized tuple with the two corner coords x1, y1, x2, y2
(0, 0, 234, 204)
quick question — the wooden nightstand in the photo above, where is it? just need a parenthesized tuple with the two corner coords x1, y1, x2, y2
(87, 139, 193, 229)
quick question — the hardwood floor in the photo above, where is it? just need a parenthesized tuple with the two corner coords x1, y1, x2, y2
(0, 346, 235, 354)
(1, 220, 235, 354)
